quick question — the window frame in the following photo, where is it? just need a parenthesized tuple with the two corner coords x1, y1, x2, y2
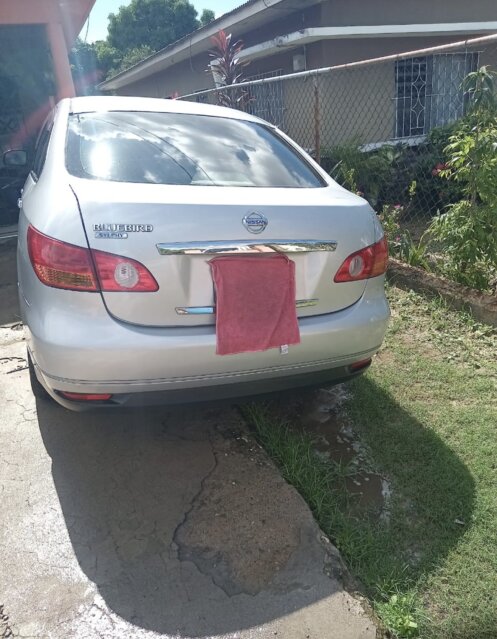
(394, 52, 479, 139)
(31, 113, 54, 181)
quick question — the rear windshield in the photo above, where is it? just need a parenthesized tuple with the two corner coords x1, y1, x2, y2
(65, 111, 325, 188)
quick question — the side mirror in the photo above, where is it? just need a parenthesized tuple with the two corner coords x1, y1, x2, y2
(3, 150, 28, 167)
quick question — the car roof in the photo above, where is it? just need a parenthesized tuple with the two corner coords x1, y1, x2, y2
(67, 95, 264, 124)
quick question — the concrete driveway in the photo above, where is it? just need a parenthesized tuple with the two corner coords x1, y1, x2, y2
(0, 241, 376, 639)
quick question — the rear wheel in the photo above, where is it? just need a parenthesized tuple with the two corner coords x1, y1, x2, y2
(28, 351, 51, 402)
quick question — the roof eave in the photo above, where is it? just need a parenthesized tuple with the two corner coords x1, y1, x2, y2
(99, 0, 294, 90)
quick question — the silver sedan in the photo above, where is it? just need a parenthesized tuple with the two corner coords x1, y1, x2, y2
(13, 96, 389, 410)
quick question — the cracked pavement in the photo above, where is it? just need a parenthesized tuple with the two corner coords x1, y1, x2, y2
(0, 240, 376, 638)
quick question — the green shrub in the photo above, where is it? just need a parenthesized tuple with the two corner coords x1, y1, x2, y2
(322, 127, 465, 216)
(377, 203, 402, 246)
(430, 200, 496, 290)
(403, 125, 465, 215)
(397, 231, 431, 270)
(375, 593, 420, 638)
(429, 66, 497, 292)
(322, 143, 395, 207)
(378, 204, 431, 270)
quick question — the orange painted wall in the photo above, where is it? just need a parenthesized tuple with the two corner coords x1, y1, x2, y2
(1, 0, 95, 45)
(1, 0, 95, 99)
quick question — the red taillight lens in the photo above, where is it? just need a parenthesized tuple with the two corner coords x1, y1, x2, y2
(27, 225, 159, 292)
(350, 358, 372, 372)
(59, 392, 112, 401)
(28, 225, 98, 291)
(334, 236, 388, 283)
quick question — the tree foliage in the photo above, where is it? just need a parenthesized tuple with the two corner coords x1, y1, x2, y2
(110, 45, 155, 76)
(200, 9, 215, 26)
(71, 0, 217, 92)
(69, 38, 101, 95)
(107, 0, 199, 54)
(93, 41, 121, 78)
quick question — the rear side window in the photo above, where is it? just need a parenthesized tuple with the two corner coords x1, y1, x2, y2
(66, 111, 325, 188)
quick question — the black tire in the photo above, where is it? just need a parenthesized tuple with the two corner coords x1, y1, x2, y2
(28, 350, 51, 402)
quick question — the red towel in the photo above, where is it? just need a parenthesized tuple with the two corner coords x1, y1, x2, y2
(209, 254, 301, 356)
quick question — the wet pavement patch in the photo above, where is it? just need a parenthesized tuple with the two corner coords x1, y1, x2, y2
(267, 386, 390, 520)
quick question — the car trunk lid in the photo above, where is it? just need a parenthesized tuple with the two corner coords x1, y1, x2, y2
(72, 180, 376, 327)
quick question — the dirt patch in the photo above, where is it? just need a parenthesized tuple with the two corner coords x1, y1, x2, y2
(393, 330, 443, 362)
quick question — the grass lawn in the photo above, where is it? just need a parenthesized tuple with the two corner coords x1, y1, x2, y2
(243, 284, 497, 638)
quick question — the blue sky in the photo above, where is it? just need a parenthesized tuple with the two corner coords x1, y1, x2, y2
(80, 0, 242, 42)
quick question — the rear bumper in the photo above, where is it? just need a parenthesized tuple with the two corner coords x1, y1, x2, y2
(40, 361, 371, 411)
(23, 277, 389, 409)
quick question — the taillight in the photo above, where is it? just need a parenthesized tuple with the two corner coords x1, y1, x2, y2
(27, 225, 159, 292)
(349, 358, 372, 372)
(28, 225, 98, 291)
(59, 391, 113, 401)
(92, 249, 159, 292)
(334, 236, 388, 283)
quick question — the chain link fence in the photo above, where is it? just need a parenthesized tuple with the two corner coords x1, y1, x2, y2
(180, 34, 497, 286)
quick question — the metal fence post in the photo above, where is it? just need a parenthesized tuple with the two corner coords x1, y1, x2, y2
(313, 75, 321, 165)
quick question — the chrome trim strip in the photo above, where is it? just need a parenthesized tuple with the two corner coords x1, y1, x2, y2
(295, 299, 319, 309)
(176, 306, 214, 315)
(175, 299, 319, 315)
(157, 240, 337, 255)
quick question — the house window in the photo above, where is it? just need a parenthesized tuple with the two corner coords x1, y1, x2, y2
(395, 53, 479, 138)
(246, 70, 284, 127)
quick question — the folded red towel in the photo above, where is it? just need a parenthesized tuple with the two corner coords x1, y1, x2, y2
(209, 254, 301, 356)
